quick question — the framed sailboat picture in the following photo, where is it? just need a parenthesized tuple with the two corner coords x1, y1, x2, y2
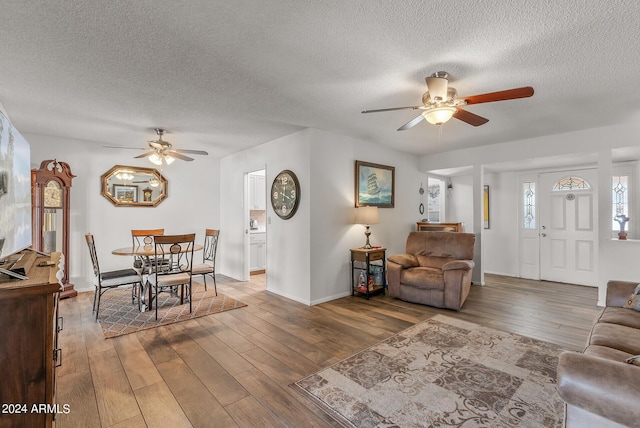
(355, 160, 395, 208)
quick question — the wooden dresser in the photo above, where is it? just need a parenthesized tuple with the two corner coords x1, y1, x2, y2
(416, 222, 463, 232)
(0, 251, 62, 428)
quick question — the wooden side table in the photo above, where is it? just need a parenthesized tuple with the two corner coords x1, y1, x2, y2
(350, 247, 386, 299)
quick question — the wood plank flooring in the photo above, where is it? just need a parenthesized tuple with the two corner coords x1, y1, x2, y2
(54, 273, 600, 427)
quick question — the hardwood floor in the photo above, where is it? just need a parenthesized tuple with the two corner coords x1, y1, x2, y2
(55, 273, 600, 427)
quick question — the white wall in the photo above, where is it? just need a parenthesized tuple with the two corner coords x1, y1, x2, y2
(27, 133, 220, 292)
(447, 175, 473, 230)
(308, 129, 424, 304)
(220, 129, 312, 304)
(483, 172, 519, 276)
(220, 127, 424, 305)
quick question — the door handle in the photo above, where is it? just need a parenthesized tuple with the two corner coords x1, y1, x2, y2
(541, 233, 547, 237)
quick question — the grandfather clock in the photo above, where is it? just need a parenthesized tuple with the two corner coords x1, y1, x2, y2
(32, 159, 77, 298)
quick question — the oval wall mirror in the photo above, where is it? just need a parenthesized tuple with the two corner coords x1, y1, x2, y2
(101, 165, 167, 207)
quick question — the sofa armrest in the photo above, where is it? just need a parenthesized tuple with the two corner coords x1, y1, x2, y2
(606, 280, 639, 307)
(442, 260, 475, 271)
(387, 254, 419, 269)
(557, 351, 640, 427)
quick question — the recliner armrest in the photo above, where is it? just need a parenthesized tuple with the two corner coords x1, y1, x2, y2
(387, 254, 419, 269)
(557, 351, 640, 427)
(606, 280, 640, 307)
(442, 260, 474, 271)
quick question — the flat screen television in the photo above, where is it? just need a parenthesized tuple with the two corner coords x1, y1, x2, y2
(0, 110, 32, 263)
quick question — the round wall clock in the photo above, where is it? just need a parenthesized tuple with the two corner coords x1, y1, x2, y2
(271, 169, 300, 219)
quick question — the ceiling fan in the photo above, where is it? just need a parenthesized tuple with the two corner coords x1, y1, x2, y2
(105, 128, 209, 165)
(362, 71, 534, 130)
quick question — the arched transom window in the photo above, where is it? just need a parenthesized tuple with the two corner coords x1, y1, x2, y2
(552, 176, 591, 191)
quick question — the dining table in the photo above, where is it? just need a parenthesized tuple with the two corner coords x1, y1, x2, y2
(112, 243, 204, 311)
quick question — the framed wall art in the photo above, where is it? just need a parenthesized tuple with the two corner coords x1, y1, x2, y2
(483, 185, 490, 229)
(355, 160, 395, 208)
(113, 184, 138, 203)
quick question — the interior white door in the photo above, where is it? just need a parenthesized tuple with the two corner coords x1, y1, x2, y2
(539, 170, 597, 285)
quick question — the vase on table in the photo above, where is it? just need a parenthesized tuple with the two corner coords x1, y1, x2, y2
(619, 231, 628, 240)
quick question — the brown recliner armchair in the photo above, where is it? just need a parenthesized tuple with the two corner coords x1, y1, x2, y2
(387, 231, 475, 310)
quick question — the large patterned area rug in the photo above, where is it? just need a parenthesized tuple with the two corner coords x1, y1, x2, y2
(292, 314, 565, 427)
(96, 281, 247, 338)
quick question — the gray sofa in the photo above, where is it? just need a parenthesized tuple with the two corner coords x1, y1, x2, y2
(387, 231, 475, 310)
(557, 280, 640, 427)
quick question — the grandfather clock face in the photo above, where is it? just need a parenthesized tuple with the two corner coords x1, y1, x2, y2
(44, 181, 63, 208)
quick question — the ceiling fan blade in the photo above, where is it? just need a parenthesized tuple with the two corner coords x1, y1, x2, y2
(134, 151, 156, 159)
(103, 145, 147, 151)
(397, 113, 425, 131)
(166, 151, 194, 161)
(173, 148, 209, 155)
(461, 86, 534, 105)
(362, 105, 422, 113)
(453, 108, 489, 127)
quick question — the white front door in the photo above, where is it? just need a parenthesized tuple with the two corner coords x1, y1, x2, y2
(539, 169, 597, 285)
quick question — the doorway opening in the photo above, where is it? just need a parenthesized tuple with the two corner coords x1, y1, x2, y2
(247, 169, 266, 276)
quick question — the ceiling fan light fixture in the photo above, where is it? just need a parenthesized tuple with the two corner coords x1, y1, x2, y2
(149, 153, 163, 166)
(422, 107, 456, 126)
(164, 155, 175, 165)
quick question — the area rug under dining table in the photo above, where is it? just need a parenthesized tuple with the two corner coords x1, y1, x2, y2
(292, 314, 565, 427)
(96, 281, 247, 338)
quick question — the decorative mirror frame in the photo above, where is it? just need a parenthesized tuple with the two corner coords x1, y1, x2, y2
(100, 165, 167, 207)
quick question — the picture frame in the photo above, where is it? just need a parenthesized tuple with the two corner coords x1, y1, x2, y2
(355, 160, 395, 208)
(113, 184, 138, 203)
(483, 185, 490, 229)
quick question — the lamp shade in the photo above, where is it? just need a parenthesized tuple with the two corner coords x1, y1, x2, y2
(149, 153, 163, 165)
(355, 206, 379, 225)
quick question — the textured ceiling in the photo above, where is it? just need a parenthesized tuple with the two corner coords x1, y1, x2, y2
(1, 1, 639, 159)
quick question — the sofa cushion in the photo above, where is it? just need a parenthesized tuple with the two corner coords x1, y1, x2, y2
(388, 254, 419, 269)
(589, 322, 640, 355)
(598, 307, 640, 329)
(400, 267, 444, 290)
(584, 345, 633, 362)
(406, 231, 475, 260)
(416, 255, 453, 270)
(623, 284, 640, 311)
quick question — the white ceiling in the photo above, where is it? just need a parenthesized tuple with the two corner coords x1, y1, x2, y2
(1, 1, 639, 159)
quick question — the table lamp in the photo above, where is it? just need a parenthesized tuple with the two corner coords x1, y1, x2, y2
(355, 206, 379, 249)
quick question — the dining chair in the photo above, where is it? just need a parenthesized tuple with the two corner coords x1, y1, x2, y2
(131, 228, 165, 275)
(85, 233, 143, 320)
(148, 233, 196, 320)
(191, 229, 220, 295)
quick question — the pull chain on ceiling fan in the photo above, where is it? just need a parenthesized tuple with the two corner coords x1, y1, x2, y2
(362, 71, 534, 131)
